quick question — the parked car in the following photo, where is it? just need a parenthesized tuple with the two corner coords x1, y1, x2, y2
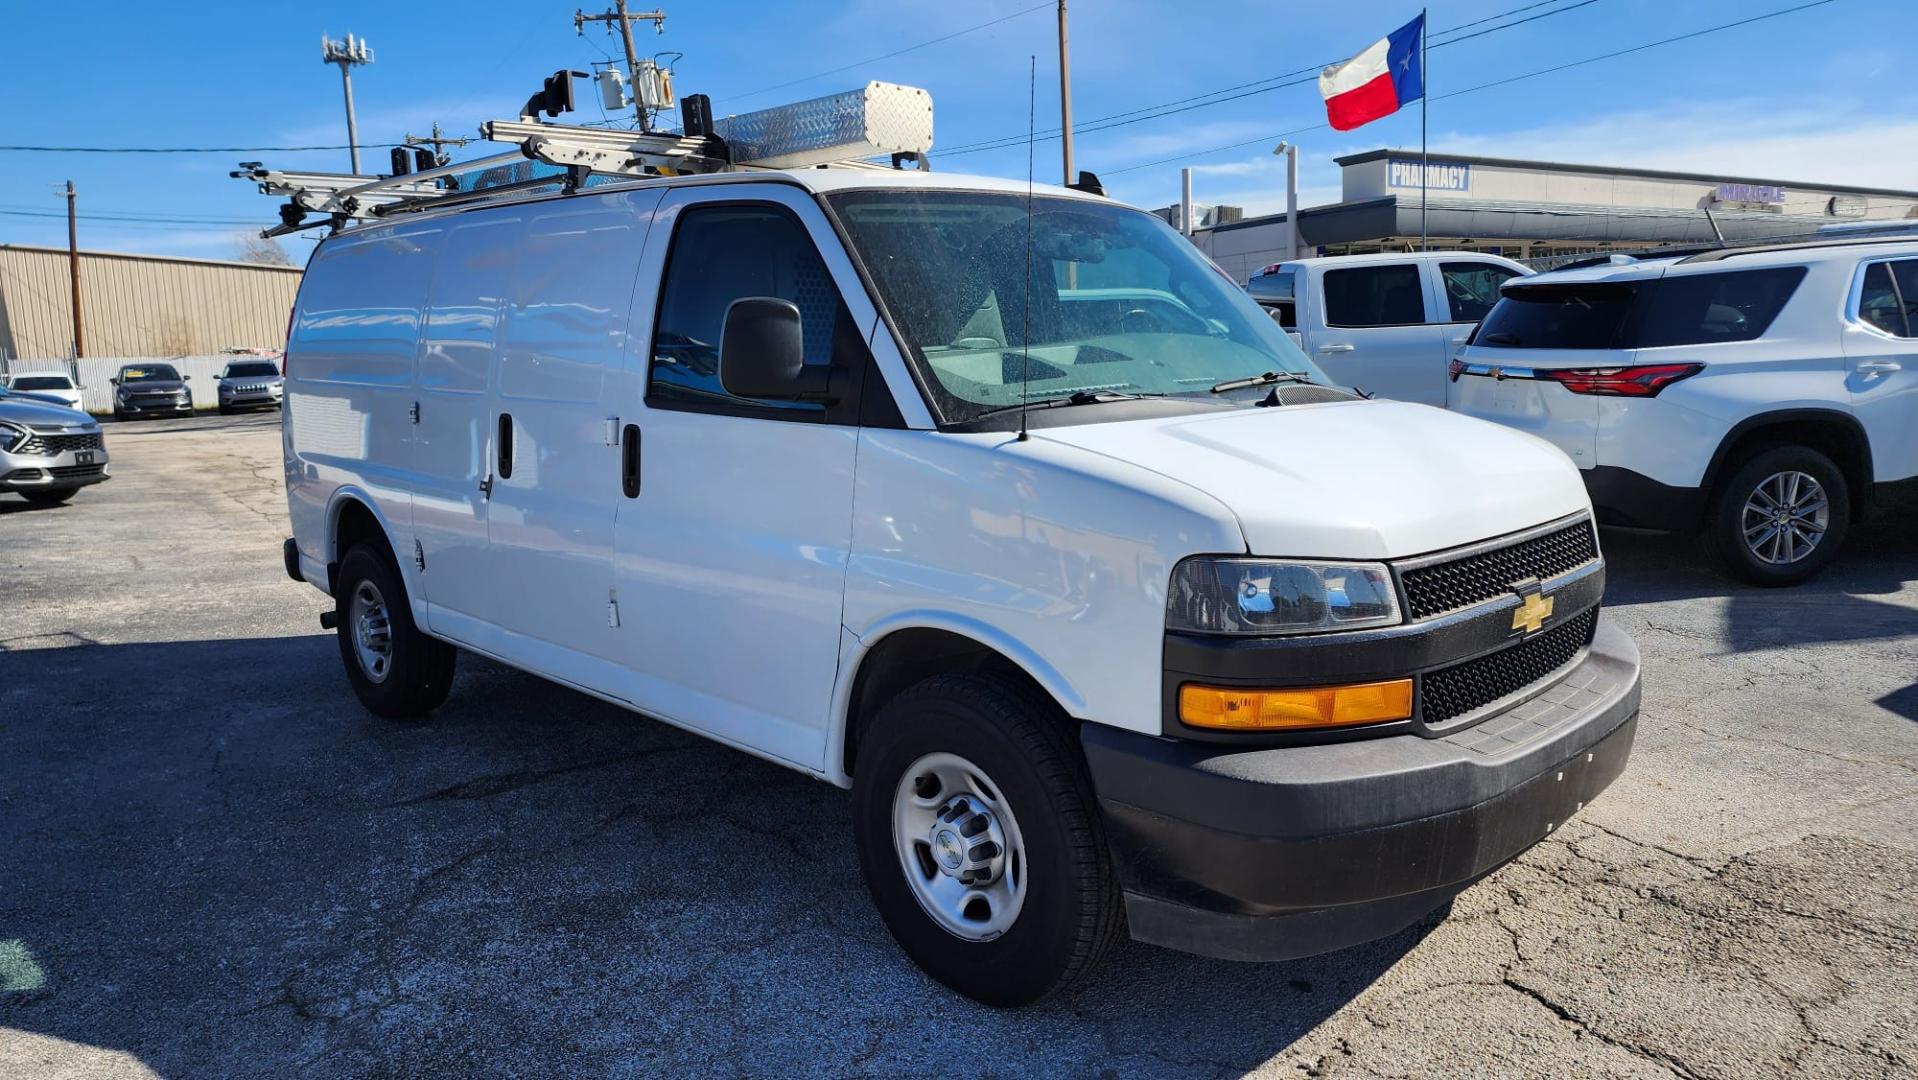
(1246, 251, 1531, 405)
(0, 388, 108, 504)
(110, 363, 193, 420)
(4, 372, 84, 410)
(1449, 237, 1918, 586)
(215, 358, 285, 414)
(279, 169, 1640, 1005)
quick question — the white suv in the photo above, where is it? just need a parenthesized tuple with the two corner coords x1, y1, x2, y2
(1450, 238, 1918, 586)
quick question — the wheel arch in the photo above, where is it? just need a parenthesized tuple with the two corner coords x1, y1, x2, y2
(1703, 409, 1873, 520)
(324, 489, 401, 594)
(830, 615, 1087, 788)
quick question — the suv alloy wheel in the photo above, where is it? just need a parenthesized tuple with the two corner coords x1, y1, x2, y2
(1709, 445, 1851, 587)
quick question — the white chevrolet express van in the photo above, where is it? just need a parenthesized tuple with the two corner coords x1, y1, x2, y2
(280, 169, 1641, 1005)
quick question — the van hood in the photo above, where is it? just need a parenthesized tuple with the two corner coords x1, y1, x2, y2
(1035, 400, 1589, 560)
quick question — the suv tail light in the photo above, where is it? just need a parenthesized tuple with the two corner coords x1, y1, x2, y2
(1542, 363, 1702, 397)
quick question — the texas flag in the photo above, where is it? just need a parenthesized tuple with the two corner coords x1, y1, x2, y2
(1318, 14, 1425, 132)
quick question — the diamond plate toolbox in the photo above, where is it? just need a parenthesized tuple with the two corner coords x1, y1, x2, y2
(719, 81, 934, 169)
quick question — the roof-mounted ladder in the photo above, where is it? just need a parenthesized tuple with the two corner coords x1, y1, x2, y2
(233, 81, 934, 238)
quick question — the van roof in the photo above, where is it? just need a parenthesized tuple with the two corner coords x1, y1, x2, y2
(327, 166, 1109, 238)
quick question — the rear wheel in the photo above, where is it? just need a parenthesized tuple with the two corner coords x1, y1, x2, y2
(333, 544, 456, 717)
(21, 489, 74, 506)
(852, 673, 1124, 1006)
(1708, 444, 1850, 587)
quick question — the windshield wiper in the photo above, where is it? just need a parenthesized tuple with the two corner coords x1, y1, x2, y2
(1479, 332, 1520, 346)
(1209, 370, 1313, 394)
(971, 389, 1162, 419)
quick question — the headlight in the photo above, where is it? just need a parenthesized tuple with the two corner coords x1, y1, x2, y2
(1166, 558, 1400, 635)
(0, 421, 26, 452)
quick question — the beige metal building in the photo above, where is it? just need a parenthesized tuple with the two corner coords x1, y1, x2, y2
(0, 245, 301, 361)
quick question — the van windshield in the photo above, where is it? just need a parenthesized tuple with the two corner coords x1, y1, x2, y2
(827, 190, 1324, 424)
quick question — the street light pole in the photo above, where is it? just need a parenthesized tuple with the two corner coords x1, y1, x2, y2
(1057, 0, 1075, 186)
(1273, 141, 1300, 260)
(321, 34, 374, 174)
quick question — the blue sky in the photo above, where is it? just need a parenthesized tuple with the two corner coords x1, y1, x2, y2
(0, 0, 1909, 263)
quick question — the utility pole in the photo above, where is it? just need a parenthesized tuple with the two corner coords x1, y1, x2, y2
(575, 2, 667, 132)
(63, 181, 85, 359)
(1057, 0, 1075, 185)
(405, 123, 470, 166)
(321, 33, 374, 174)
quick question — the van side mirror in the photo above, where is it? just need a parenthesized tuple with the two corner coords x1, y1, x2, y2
(718, 297, 839, 403)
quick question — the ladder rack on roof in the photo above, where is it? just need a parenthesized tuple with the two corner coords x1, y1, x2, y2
(232, 81, 934, 238)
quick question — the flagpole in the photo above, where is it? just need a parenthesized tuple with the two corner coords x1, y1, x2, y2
(1420, 7, 1429, 252)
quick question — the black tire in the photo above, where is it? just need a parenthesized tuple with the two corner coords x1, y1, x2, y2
(333, 543, 456, 718)
(1708, 444, 1850, 587)
(852, 673, 1124, 1006)
(21, 489, 75, 506)
(218, 404, 233, 416)
(112, 409, 126, 422)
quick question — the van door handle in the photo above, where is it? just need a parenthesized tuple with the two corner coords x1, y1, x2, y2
(479, 474, 493, 499)
(496, 413, 514, 479)
(620, 424, 641, 499)
(1858, 359, 1903, 376)
(1318, 343, 1355, 354)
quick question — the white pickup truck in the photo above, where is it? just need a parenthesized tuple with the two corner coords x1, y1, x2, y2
(1248, 251, 1530, 405)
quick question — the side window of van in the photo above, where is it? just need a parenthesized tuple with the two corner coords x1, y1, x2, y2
(1323, 264, 1425, 328)
(648, 204, 851, 417)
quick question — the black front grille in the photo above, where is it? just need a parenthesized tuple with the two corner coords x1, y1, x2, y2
(48, 464, 105, 480)
(1400, 520, 1599, 620)
(18, 431, 103, 456)
(1421, 608, 1598, 723)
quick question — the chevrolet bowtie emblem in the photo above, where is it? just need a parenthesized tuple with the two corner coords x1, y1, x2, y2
(1511, 590, 1555, 635)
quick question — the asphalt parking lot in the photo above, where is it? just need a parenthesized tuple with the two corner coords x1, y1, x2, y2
(2, 411, 1914, 1078)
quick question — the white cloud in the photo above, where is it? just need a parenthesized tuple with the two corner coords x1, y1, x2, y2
(1429, 100, 1918, 191)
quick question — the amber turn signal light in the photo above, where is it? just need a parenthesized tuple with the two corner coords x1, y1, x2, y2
(1179, 679, 1414, 731)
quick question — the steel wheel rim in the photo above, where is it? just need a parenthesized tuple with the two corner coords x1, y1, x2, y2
(348, 579, 394, 683)
(1741, 470, 1829, 566)
(891, 751, 1028, 942)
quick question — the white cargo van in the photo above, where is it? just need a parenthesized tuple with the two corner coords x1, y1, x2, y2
(1247, 251, 1530, 405)
(279, 167, 1640, 1005)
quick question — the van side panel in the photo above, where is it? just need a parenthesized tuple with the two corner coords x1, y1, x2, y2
(841, 430, 1244, 739)
(481, 193, 657, 665)
(414, 213, 519, 629)
(286, 223, 442, 606)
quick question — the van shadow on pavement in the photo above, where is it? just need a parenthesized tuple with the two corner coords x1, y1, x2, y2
(0, 633, 1430, 1076)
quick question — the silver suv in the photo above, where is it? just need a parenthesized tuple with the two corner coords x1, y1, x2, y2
(0, 386, 109, 505)
(215, 358, 285, 414)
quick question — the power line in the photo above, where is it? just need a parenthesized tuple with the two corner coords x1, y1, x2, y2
(936, 0, 1606, 158)
(716, 1, 1053, 105)
(0, 142, 407, 155)
(0, 209, 258, 226)
(1103, 0, 1841, 177)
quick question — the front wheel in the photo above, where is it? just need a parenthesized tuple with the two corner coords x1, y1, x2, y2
(852, 673, 1124, 1006)
(333, 544, 456, 718)
(1708, 445, 1850, 587)
(21, 489, 75, 506)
